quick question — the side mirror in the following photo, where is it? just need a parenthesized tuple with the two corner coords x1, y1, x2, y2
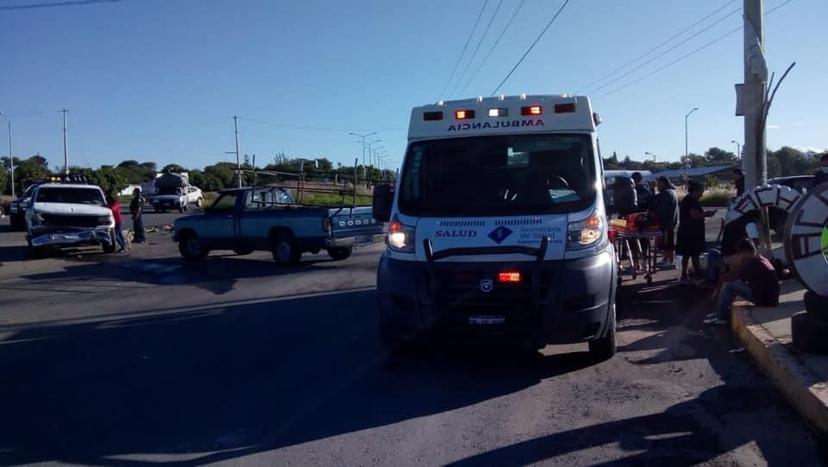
(372, 183, 394, 222)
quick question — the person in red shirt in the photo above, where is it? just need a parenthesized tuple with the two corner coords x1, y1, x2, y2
(705, 238, 779, 325)
(107, 195, 127, 253)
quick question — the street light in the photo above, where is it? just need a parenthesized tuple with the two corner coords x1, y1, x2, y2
(731, 139, 742, 160)
(349, 132, 377, 168)
(684, 107, 698, 162)
(0, 111, 14, 198)
(367, 139, 381, 167)
(644, 152, 657, 164)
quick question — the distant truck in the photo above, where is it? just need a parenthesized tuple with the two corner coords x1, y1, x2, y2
(173, 186, 384, 264)
(149, 172, 203, 212)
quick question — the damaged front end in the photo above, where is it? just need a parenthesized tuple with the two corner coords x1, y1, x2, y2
(28, 212, 114, 248)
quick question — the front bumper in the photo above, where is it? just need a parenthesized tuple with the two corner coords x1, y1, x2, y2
(325, 234, 386, 249)
(376, 250, 617, 345)
(29, 227, 113, 248)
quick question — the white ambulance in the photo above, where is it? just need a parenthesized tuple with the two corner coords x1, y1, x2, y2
(373, 94, 617, 360)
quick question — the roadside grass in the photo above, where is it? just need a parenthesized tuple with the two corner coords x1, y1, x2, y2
(299, 192, 373, 206)
(700, 188, 735, 207)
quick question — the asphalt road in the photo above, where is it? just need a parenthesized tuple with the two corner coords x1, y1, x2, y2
(0, 212, 824, 466)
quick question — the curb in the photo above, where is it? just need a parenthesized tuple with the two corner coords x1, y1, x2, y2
(731, 303, 828, 441)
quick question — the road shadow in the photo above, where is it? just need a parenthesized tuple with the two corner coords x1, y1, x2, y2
(16, 253, 360, 295)
(0, 289, 595, 465)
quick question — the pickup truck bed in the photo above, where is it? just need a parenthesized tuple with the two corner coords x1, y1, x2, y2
(173, 187, 385, 264)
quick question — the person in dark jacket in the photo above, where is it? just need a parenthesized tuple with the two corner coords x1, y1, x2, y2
(631, 172, 651, 209)
(130, 188, 146, 243)
(705, 238, 779, 325)
(811, 152, 828, 189)
(677, 181, 715, 283)
(733, 168, 745, 197)
(612, 176, 638, 217)
(652, 176, 678, 267)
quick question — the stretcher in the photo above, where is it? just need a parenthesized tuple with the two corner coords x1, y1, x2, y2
(608, 213, 663, 285)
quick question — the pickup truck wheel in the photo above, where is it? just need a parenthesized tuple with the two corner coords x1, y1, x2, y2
(327, 246, 353, 261)
(272, 233, 301, 265)
(179, 234, 208, 261)
(195, 198, 203, 208)
(588, 303, 617, 362)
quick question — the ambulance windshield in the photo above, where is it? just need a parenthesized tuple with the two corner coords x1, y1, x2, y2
(399, 134, 596, 216)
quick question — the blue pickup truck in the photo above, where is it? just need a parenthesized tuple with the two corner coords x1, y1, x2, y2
(173, 186, 384, 264)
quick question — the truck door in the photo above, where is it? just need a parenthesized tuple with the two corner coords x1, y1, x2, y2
(198, 191, 239, 249)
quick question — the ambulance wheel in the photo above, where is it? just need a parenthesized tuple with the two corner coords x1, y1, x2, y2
(589, 303, 617, 362)
(804, 291, 828, 323)
(792, 312, 828, 354)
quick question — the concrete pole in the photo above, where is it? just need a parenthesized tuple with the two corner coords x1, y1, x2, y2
(234, 115, 242, 188)
(0, 111, 13, 198)
(61, 109, 69, 176)
(743, 0, 766, 188)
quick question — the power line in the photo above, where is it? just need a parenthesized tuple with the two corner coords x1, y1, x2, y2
(460, 0, 526, 96)
(240, 117, 405, 133)
(584, 5, 742, 95)
(576, 0, 737, 94)
(596, 0, 794, 100)
(438, 0, 490, 100)
(448, 0, 504, 98)
(0, 0, 122, 10)
(491, 0, 573, 96)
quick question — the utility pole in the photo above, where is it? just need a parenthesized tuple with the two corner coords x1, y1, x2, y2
(61, 109, 69, 176)
(731, 140, 742, 160)
(349, 131, 376, 188)
(0, 111, 13, 198)
(743, 0, 767, 188)
(233, 115, 242, 188)
(684, 107, 698, 161)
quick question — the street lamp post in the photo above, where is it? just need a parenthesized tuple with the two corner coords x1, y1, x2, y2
(684, 107, 699, 161)
(644, 151, 657, 164)
(731, 140, 742, 160)
(0, 111, 13, 198)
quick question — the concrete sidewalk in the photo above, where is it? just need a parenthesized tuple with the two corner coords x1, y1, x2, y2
(731, 279, 828, 443)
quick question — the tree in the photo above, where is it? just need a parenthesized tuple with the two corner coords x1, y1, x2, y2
(189, 170, 223, 192)
(703, 147, 737, 165)
(117, 160, 141, 168)
(0, 160, 8, 195)
(204, 163, 235, 188)
(90, 166, 128, 196)
(768, 146, 816, 177)
(162, 163, 186, 174)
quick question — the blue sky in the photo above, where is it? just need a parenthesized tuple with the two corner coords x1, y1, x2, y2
(1, 0, 825, 172)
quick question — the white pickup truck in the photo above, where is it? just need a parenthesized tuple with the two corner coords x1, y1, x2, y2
(25, 183, 117, 255)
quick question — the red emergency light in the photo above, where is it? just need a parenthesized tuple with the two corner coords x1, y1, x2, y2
(521, 105, 543, 116)
(497, 271, 522, 283)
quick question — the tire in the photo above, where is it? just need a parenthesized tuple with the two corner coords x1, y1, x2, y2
(792, 311, 828, 354)
(271, 232, 301, 265)
(233, 248, 254, 256)
(102, 229, 117, 253)
(0, 207, 4, 217)
(327, 246, 353, 261)
(804, 291, 828, 323)
(379, 314, 420, 356)
(11, 214, 25, 231)
(178, 233, 208, 261)
(589, 303, 617, 361)
(196, 198, 203, 208)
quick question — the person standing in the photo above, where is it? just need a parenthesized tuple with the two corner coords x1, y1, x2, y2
(106, 195, 127, 252)
(130, 187, 146, 244)
(677, 181, 715, 283)
(652, 176, 679, 268)
(612, 176, 638, 218)
(811, 152, 828, 189)
(631, 172, 651, 209)
(733, 168, 745, 197)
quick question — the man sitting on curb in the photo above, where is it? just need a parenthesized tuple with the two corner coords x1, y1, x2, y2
(704, 238, 780, 326)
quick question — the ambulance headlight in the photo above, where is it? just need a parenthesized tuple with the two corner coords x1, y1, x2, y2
(388, 219, 415, 253)
(567, 215, 604, 249)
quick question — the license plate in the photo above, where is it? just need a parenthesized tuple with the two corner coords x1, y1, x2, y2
(468, 315, 506, 326)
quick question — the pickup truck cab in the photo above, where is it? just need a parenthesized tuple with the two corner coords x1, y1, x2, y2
(25, 183, 116, 254)
(173, 186, 384, 264)
(373, 94, 617, 360)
